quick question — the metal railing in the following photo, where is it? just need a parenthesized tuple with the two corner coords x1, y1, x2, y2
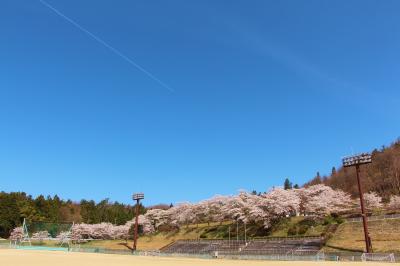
(345, 213, 400, 223)
(2, 242, 399, 263)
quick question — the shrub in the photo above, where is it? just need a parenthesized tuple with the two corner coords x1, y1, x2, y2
(299, 217, 320, 227)
(287, 224, 310, 236)
(287, 226, 297, 236)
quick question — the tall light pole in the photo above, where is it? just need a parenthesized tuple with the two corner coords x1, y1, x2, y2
(342, 153, 373, 253)
(244, 222, 247, 244)
(132, 193, 144, 252)
(228, 225, 231, 247)
(228, 226, 231, 246)
(236, 220, 239, 242)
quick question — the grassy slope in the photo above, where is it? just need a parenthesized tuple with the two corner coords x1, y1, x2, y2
(326, 219, 400, 253)
(88, 217, 400, 252)
(81, 218, 329, 251)
(267, 216, 326, 237)
(15, 217, 400, 253)
(83, 227, 207, 250)
(82, 222, 231, 250)
(13, 223, 218, 251)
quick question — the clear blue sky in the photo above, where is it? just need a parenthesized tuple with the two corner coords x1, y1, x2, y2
(1, 0, 399, 206)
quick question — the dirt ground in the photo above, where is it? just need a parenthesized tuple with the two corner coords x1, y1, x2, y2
(0, 249, 393, 266)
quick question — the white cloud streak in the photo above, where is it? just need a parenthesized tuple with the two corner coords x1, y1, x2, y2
(39, 0, 174, 93)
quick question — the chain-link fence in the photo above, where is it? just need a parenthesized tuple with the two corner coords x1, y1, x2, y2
(346, 214, 400, 223)
(2, 239, 399, 263)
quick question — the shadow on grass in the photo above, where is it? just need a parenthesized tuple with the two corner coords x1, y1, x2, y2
(120, 242, 133, 251)
(325, 244, 363, 253)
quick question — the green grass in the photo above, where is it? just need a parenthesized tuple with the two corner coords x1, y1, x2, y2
(10, 217, 328, 251)
(326, 219, 400, 253)
(269, 216, 304, 237)
(268, 216, 334, 237)
(77, 217, 331, 251)
(79, 224, 223, 251)
(15, 216, 400, 253)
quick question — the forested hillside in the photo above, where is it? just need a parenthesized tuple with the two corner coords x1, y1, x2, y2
(0, 192, 144, 238)
(306, 139, 400, 200)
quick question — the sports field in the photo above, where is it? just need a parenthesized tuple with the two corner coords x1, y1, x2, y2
(0, 249, 392, 266)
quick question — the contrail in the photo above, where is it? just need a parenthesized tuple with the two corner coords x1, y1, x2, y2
(38, 0, 174, 92)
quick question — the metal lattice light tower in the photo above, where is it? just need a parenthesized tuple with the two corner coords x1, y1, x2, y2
(342, 153, 373, 253)
(132, 193, 144, 252)
(21, 218, 31, 246)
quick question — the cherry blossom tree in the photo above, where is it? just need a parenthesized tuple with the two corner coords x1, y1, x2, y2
(71, 223, 92, 242)
(219, 192, 271, 227)
(262, 187, 301, 216)
(69, 215, 155, 241)
(363, 192, 383, 210)
(298, 184, 353, 215)
(18, 184, 365, 240)
(220, 193, 247, 222)
(144, 208, 172, 230)
(57, 231, 71, 244)
(169, 203, 196, 227)
(10, 227, 24, 244)
(137, 185, 353, 231)
(205, 195, 230, 223)
(139, 214, 155, 234)
(388, 195, 400, 210)
(31, 231, 50, 243)
(125, 214, 155, 235)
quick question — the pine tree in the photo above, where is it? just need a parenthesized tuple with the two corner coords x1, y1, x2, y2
(331, 167, 336, 176)
(284, 178, 293, 190)
(315, 172, 322, 184)
(0, 193, 21, 238)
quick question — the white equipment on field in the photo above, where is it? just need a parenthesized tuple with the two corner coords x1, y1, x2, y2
(361, 253, 396, 263)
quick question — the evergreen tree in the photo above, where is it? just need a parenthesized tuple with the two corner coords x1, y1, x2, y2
(314, 172, 322, 184)
(284, 178, 293, 190)
(331, 167, 337, 176)
(0, 193, 21, 238)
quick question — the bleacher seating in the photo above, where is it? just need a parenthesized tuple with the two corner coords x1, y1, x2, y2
(160, 237, 323, 256)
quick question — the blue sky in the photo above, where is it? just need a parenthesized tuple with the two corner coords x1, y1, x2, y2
(1, 0, 399, 206)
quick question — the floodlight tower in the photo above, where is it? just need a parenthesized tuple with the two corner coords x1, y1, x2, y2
(342, 153, 373, 253)
(132, 193, 144, 252)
